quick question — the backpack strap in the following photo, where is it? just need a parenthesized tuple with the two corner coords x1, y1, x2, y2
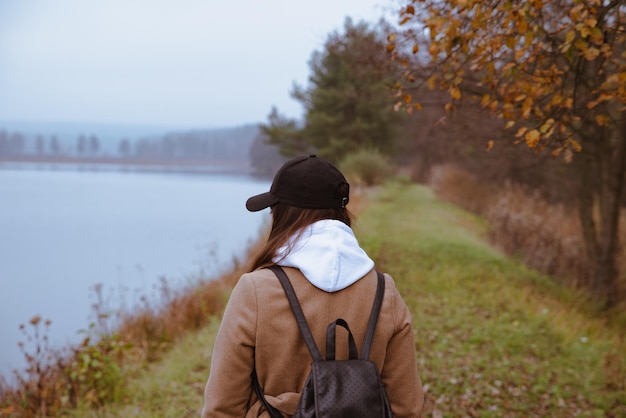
(269, 265, 323, 362)
(270, 265, 386, 361)
(251, 370, 282, 418)
(360, 271, 385, 360)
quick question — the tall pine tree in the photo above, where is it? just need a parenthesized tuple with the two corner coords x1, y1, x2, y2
(263, 18, 403, 164)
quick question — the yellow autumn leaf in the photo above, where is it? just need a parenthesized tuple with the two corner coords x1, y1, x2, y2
(591, 28, 604, 45)
(486, 140, 494, 152)
(427, 75, 438, 90)
(413, 43, 419, 54)
(387, 33, 397, 42)
(568, 138, 582, 152)
(522, 97, 534, 119)
(524, 30, 535, 48)
(570, 4, 584, 20)
(400, 16, 412, 25)
(540, 118, 555, 134)
(505, 121, 515, 129)
(565, 30, 576, 44)
(502, 62, 516, 72)
(403, 94, 412, 104)
(580, 26, 591, 39)
(429, 43, 439, 57)
(518, 19, 528, 33)
(525, 129, 540, 148)
(600, 44, 611, 56)
(515, 127, 528, 137)
(386, 44, 396, 53)
(584, 47, 600, 60)
(595, 114, 610, 126)
(404, 5, 415, 15)
(450, 87, 462, 100)
(551, 94, 563, 105)
(506, 36, 516, 49)
(587, 98, 599, 109)
(413, 103, 423, 110)
(562, 98, 573, 109)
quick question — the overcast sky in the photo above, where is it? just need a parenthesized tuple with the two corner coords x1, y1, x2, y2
(0, 0, 396, 129)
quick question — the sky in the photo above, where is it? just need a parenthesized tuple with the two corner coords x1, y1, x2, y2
(0, 0, 397, 129)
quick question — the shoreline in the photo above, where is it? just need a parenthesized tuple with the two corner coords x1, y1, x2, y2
(0, 156, 255, 176)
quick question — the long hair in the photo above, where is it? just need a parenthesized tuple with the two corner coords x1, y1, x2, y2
(250, 203, 353, 271)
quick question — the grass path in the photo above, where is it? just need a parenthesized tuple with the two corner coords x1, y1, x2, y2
(71, 181, 625, 417)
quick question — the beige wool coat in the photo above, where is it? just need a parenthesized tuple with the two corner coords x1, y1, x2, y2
(201, 266, 424, 417)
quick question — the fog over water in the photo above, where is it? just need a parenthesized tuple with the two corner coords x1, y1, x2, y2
(0, 166, 270, 378)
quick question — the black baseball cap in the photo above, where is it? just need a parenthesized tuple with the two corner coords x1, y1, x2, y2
(246, 155, 350, 212)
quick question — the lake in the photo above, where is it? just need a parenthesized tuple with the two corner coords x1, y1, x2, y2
(0, 165, 270, 379)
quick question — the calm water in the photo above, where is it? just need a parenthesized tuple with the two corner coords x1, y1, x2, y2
(0, 166, 270, 378)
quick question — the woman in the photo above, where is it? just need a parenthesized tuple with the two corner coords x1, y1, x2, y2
(201, 155, 423, 417)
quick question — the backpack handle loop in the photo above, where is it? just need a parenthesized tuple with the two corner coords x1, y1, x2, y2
(325, 318, 358, 360)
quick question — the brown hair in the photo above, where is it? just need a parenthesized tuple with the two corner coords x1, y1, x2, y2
(250, 203, 353, 271)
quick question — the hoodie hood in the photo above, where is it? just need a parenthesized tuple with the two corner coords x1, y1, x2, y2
(273, 219, 374, 292)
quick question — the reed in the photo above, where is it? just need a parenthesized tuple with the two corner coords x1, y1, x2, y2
(0, 234, 266, 417)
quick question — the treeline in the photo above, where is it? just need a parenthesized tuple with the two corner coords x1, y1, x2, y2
(0, 131, 68, 156)
(130, 125, 260, 162)
(0, 124, 276, 166)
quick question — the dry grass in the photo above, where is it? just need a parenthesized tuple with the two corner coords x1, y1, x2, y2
(0, 236, 265, 417)
(428, 164, 625, 305)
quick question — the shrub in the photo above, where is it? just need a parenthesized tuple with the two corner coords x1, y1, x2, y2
(428, 164, 494, 214)
(427, 164, 596, 291)
(484, 183, 589, 287)
(339, 149, 393, 186)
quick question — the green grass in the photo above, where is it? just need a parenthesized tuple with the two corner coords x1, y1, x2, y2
(357, 181, 625, 417)
(62, 318, 220, 418)
(65, 180, 626, 417)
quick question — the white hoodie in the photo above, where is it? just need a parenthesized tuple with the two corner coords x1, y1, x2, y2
(273, 219, 375, 292)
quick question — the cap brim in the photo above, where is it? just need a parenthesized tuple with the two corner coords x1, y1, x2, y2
(246, 192, 278, 212)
